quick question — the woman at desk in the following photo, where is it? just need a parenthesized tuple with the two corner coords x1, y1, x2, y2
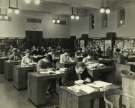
(21, 50, 34, 67)
(8, 48, 21, 61)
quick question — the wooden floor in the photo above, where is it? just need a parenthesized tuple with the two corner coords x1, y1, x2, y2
(0, 75, 59, 108)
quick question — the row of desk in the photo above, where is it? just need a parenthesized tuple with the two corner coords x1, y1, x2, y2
(0, 56, 121, 107)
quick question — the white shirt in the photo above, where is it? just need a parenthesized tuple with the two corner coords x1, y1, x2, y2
(21, 56, 32, 67)
(60, 53, 72, 63)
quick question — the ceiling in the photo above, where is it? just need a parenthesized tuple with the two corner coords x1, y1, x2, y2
(0, 0, 135, 15)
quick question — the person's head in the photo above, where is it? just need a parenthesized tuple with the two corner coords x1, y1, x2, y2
(46, 54, 53, 63)
(75, 62, 86, 74)
(64, 49, 69, 56)
(25, 50, 31, 57)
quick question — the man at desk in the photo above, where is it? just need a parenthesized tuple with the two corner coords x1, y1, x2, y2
(74, 62, 94, 83)
(60, 50, 74, 63)
(37, 54, 54, 72)
(37, 55, 56, 94)
(21, 50, 34, 67)
(74, 62, 95, 108)
(8, 48, 21, 61)
(82, 53, 92, 63)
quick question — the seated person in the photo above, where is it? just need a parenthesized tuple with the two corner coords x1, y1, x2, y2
(75, 49, 83, 62)
(75, 62, 95, 108)
(31, 45, 38, 55)
(8, 48, 21, 61)
(37, 54, 56, 94)
(37, 54, 54, 72)
(60, 50, 73, 63)
(21, 50, 34, 67)
(74, 62, 94, 83)
(82, 53, 92, 63)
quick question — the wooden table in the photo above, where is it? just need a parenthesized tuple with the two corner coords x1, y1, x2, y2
(59, 84, 120, 108)
(0, 57, 8, 74)
(13, 65, 36, 90)
(4, 60, 20, 81)
(28, 72, 65, 106)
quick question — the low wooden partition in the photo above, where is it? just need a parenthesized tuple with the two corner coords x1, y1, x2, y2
(4, 60, 20, 81)
(59, 84, 120, 108)
(28, 72, 65, 106)
(122, 72, 135, 108)
(0, 57, 8, 74)
(13, 65, 36, 90)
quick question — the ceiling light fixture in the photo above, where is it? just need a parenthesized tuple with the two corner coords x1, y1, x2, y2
(24, 0, 41, 5)
(99, 0, 111, 14)
(24, 0, 32, 4)
(70, 7, 80, 20)
(8, 0, 20, 15)
(0, 8, 10, 21)
(34, 0, 40, 5)
(52, 16, 61, 24)
(105, 7, 111, 14)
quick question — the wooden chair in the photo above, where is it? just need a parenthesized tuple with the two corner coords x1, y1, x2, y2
(104, 92, 114, 108)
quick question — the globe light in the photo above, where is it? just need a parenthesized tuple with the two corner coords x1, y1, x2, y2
(71, 15, 75, 20)
(52, 19, 56, 23)
(24, 0, 32, 4)
(57, 19, 60, 23)
(100, 7, 105, 13)
(14, 9, 20, 15)
(106, 8, 111, 14)
(34, 0, 40, 5)
(120, 20, 123, 24)
(75, 15, 79, 20)
(8, 8, 13, 14)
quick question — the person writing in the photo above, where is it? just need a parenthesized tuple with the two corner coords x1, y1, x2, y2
(75, 62, 94, 83)
(21, 50, 34, 67)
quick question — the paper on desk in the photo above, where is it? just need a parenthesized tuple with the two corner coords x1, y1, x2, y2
(80, 85, 97, 94)
(68, 85, 97, 94)
(39, 71, 55, 74)
(68, 85, 82, 93)
(88, 81, 112, 91)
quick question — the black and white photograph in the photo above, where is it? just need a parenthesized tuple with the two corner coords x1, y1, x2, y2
(0, 0, 135, 108)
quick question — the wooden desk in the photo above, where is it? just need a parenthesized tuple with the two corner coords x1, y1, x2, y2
(56, 62, 76, 69)
(0, 57, 8, 74)
(128, 56, 135, 62)
(13, 65, 36, 90)
(122, 73, 135, 108)
(28, 72, 65, 106)
(59, 84, 120, 108)
(127, 62, 135, 72)
(88, 66, 115, 83)
(4, 60, 20, 81)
